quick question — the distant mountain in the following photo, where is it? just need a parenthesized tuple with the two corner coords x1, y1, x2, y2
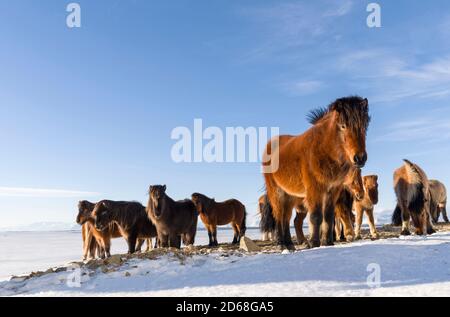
(0, 222, 81, 232)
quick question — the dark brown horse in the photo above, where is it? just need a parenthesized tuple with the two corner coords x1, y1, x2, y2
(263, 96, 370, 249)
(191, 193, 246, 246)
(147, 185, 198, 248)
(92, 200, 157, 254)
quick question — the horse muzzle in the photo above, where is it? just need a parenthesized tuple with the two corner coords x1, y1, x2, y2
(353, 152, 367, 168)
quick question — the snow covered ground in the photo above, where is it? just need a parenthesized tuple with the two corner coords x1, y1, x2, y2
(0, 228, 270, 281)
(2, 231, 450, 297)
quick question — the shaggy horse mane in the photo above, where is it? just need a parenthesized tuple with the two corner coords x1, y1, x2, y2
(403, 159, 425, 185)
(307, 96, 370, 132)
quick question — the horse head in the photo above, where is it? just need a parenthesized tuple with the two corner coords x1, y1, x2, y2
(309, 96, 370, 168)
(92, 200, 113, 231)
(148, 185, 167, 219)
(363, 175, 379, 205)
(345, 168, 365, 201)
(191, 193, 213, 215)
(76, 200, 96, 225)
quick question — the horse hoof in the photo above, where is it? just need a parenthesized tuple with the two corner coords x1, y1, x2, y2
(371, 234, 380, 240)
(309, 240, 320, 248)
(320, 238, 334, 246)
(345, 236, 354, 242)
(285, 243, 296, 251)
(400, 230, 411, 236)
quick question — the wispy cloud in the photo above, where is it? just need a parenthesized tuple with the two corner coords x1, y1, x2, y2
(283, 80, 324, 96)
(238, 0, 354, 60)
(376, 117, 450, 143)
(0, 187, 101, 198)
(335, 49, 450, 103)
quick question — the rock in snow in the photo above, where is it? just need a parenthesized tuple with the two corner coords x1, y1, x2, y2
(239, 237, 261, 252)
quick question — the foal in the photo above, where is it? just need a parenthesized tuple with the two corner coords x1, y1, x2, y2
(353, 175, 379, 239)
(263, 96, 370, 249)
(191, 193, 246, 246)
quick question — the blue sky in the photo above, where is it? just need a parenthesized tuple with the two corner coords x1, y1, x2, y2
(1, 0, 450, 227)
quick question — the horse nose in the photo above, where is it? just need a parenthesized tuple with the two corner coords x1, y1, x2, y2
(353, 152, 367, 167)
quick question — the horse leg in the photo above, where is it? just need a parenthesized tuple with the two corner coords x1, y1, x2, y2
(135, 239, 145, 253)
(88, 236, 98, 259)
(398, 200, 411, 235)
(212, 226, 219, 247)
(365, 208, 379, 239)
(334, 217, 342, 242)
(265, 176, 294, 249)
(207, 226, 214, 247)
(321, 196, 335, 246)
(169, 235, 182, 249)
(232, 226, 238, 244)
(159, 234, 169, 248)
(307, 204, 323, 248)
(82, 225, 88, 260)
(293, 209, 307, 245)
(442, 205, 449, 223)
(127, 233, 138, 254)
(103, 236, 112, 258)
(354, 205, 364, 240)
(336, 202, 354, 242)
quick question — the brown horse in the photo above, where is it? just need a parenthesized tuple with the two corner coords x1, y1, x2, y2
(392, 160, 435, 236)
(263, 96, 370, 249)
(354, 175, 379, 239)
(92, 200, 158, 254)
(191, 193, 246, 246)
(76, 200, 123, 259)
(429, 180, 448, 223)
(147, 185, 198, 248)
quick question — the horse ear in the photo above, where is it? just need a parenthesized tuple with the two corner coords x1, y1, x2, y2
(163, 185, 167, 192)
(374, 175, 378, 181)
(360, 98, 368, 109)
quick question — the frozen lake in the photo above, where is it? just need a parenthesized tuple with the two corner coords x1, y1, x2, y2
(0, 228, 295, 281)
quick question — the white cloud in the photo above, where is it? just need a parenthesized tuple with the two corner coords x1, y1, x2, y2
(239, 0, 354, 60)
(283, 80, 323, 96)
(376, 117, 450, 143)
(0, 187, 101, 198)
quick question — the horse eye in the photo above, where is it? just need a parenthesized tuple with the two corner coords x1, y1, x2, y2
(340, 124, 347, 130)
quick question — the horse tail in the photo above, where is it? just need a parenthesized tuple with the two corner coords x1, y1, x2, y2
(259, 195, 276, 234)
(240, 204, 247, 237)
(392, 204, 402, 226)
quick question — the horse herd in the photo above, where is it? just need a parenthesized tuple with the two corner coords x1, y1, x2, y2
(76, 95, 448, 259)
(76, 188, 247, 259)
